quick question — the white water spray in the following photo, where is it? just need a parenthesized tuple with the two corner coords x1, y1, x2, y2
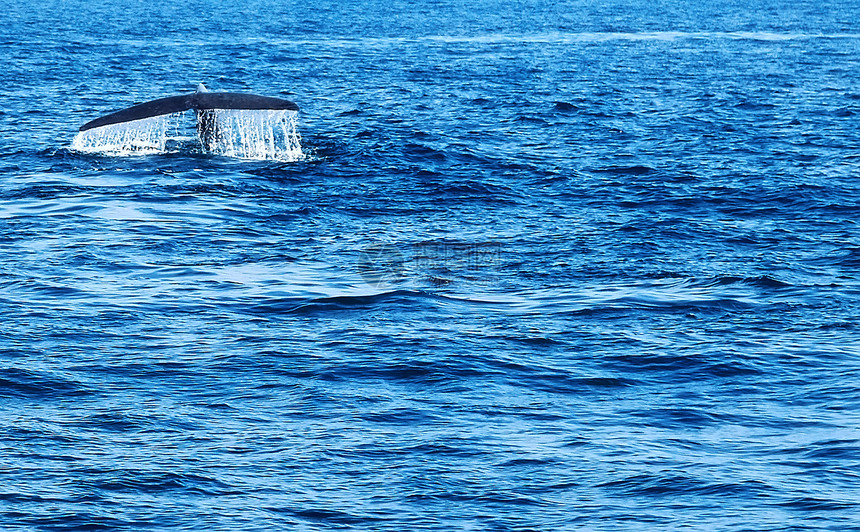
(200, 109, 303, 161)
(71, 109, 303, 162)
(71, 113, 188, 156)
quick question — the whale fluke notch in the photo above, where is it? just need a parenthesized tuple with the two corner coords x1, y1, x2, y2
(79, 86, 299, 132)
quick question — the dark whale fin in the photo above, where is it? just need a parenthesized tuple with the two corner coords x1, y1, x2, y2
(79, 95, 195, 131)
(193, 93, 299, 112)
(79, 88, 299, 132)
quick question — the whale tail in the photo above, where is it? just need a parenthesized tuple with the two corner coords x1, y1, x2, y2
(78, 85, 299, 132)
(73, 85, 302, 161)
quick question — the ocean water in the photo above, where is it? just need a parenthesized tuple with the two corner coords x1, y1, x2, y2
(2, 0, 860, 530)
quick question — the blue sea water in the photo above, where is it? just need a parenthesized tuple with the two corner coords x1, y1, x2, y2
(2, 0, 860, 529)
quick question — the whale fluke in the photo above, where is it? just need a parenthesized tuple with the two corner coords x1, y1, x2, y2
(79, 87, 299, 132)
(79, 95, 195, 132)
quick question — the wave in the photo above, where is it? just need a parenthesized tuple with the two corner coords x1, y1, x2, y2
(242, 289, 497, 316)
(227, 274, 791, 318)
(0, 368, 92, 399)
(594, 165, 657, 175)
(597, 472, 775, 498)
(244, 32, 860, 48)
(1, 269, 811, 320)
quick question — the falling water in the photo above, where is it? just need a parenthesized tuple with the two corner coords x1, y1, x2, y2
(71, 109, 303, 161)
(202, 109, 303, 161)
(71, 113, 188, 156)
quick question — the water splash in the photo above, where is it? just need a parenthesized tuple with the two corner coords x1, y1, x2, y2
(71, 113, 188, 156)
(200, 109, 303, 162)
(71, 109, 303, 162)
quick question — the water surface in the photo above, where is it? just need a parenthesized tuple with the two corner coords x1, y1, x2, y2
(2, 1, 860, 530)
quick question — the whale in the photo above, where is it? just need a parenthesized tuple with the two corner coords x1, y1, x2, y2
(79, 84, 299, 150)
